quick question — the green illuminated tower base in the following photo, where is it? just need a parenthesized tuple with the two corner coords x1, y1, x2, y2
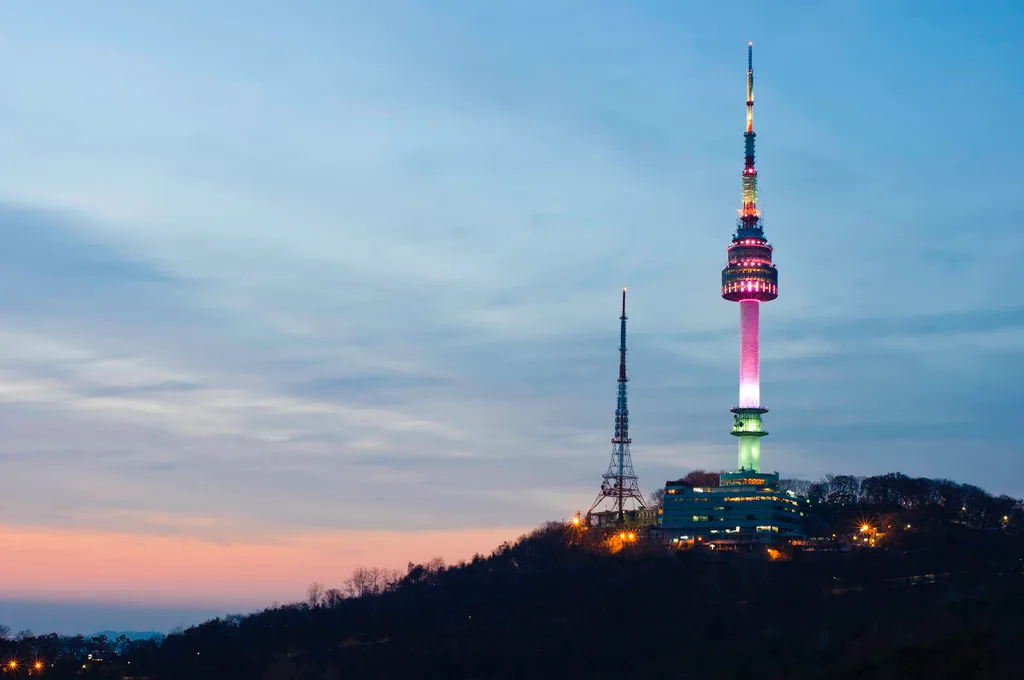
(731, 406, 767, 472)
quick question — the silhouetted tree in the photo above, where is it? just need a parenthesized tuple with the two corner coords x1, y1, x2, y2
(780, 478, 812, 495)
(306, 581, 326, 608)
(680, 469, 721, 487)
(823, 474, 862, 504)
(343, 566, 400, 597)
(324, 588, 345, 608)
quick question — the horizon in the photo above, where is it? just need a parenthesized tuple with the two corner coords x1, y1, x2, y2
(1, 1, 1022, 633)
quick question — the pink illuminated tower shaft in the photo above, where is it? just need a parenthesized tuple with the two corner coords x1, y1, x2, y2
(739, 300, 760, 408)
(721, 43, 777, 473)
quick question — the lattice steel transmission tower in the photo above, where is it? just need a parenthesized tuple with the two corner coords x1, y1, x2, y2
(587, 289, 648, 526)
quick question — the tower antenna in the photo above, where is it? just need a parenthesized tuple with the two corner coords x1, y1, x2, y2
(587, 288, 648, 527)
(746, 41, 754, 134)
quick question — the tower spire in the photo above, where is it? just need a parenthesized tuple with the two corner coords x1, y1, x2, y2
(746, 42, 754, 134)
(741, 42, 759, 228)
(588, 288, 648, 526)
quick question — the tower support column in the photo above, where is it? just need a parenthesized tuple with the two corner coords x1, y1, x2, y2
(739, 300, 760, 408)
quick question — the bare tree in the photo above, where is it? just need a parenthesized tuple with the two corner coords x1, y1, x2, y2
(343, 566, 400, 597)
(780, 479, 812, 496)
(648, 487, 665, 510)
(343, 567, 374, 598)
(681, 470, 721, 488)
(375, 567, 401, 592)
(0, 624, 10, 640)
(824, 474, 862, 504)
(324, 588, 345, 608)
(306, 581, 326, 608)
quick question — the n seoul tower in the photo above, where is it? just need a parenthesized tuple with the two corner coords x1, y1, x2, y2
(721, 43, 779, 473)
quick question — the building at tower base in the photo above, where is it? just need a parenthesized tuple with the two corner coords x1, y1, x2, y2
(660, 472, 807, 547)
(589, 507, 660, 529)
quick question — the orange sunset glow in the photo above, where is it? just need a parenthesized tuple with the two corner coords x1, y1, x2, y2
(0, 523, 529, 606)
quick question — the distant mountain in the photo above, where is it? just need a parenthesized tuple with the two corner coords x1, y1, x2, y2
(90, 630, 164, 641)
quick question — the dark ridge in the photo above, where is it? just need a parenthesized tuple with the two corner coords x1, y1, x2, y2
(5, 472, 1024, 679)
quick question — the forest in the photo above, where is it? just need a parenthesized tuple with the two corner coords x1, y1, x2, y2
(4, 471, 1024, 679)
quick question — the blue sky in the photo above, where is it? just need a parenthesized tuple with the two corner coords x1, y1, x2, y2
(0, 0, 1022, 632)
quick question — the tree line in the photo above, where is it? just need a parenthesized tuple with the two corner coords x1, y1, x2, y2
(786, 472, 1023, 529)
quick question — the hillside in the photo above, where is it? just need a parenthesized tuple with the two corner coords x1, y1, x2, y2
(132, 505, 1024, 678)
(9, 473, 1024, 679)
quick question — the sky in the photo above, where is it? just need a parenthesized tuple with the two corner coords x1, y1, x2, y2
(0, 0, 1022, 633)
